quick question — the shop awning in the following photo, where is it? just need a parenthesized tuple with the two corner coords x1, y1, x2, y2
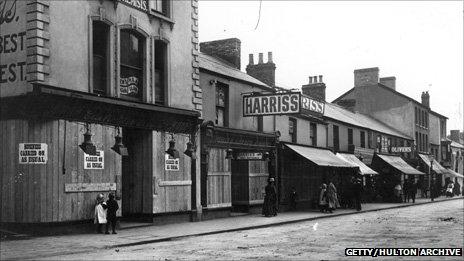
(445, 169, 464, 179)
(417, 154, 449, 174)
(1, 84, 201, 134)
(375, 154, 425, 175)
(336, 153, 378, 175)
(285, 144, 357, 168)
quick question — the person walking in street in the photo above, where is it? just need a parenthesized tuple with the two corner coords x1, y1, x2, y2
(105, 193, 119, 234)
(326, 181, 340, 213)
(318, 183, 328, 213)
(289, 187, 298, 211)
(394, 183, 402, 203)
(409, 180, 418, 203)
(352, 177, 363, 211)
(453, 177, 461, 196)
(403, 178, 410, 203)
(445, 181, 454, 197)
(262, 178, 278, 217)
(94, 194, 108, 234)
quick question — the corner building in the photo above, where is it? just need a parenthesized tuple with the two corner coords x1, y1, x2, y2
(0, 0, 202, 224)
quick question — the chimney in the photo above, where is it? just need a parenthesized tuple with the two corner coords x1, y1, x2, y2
(302, 75, 326, 101)
(248, 54, 254, 65)
(246, 51, 276, 87)
(354, 67, 379, 87)
(450, 130, 460, 143)
(421, 91, 430, 108)
(379, 76, 396, 90)
(200, 38, 241, 69)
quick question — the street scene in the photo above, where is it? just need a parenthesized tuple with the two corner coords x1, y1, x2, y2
(1, 0, 463, 260)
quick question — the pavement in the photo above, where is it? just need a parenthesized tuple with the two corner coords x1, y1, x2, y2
(0, 196, 462, 260)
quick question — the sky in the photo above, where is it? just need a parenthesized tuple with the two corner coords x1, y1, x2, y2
(198, 0, 464, 133)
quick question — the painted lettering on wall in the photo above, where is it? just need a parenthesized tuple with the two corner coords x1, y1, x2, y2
(84, 150, 104, 169)
(117, 0, 148, 12)
(165, 154, 179, 171)
(0, 0, 27, 86)
(243, 93, 300, 117)
(18, 143, 48, 164)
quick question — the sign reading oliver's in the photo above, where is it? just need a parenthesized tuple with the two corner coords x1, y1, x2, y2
(117, 0, 149, 12)
(0, 0, 27, 96)
(243, 93, 300, 117)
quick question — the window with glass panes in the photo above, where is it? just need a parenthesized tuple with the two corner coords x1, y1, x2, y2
(310, 122, 317, 146)
(92, 21, 109, 96)
(120, 30, 144, 101)
(215, 82, 228, 127)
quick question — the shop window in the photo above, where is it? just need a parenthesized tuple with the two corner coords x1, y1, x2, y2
(333, 125, 339, 151)
(150, 0, 170, 17)
(215, 82, 228, 127)
(360, 131, 365, 148)
(257, 116, 263, 132)
(348, 128, 353, 145)
(289, 118, 297, 143)
(154, 40, 167, 105)
(92, 21, 109, 96)
(120, 29, 145, 101)
(310, 122, 317, 146)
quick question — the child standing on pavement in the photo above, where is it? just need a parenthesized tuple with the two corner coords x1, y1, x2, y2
(105, 193, 119, 234)
(94, 193, 107, 234)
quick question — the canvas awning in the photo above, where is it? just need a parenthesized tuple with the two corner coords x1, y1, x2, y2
(417, 154, 449, 174)
(285, 144, 357, 168)
(375, 154, 425, 175)
(445, 169, 464, 179)
(336, 153, 378, 175)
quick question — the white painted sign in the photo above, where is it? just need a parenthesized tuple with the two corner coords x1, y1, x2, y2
(18, 143, 47, 164)
(84, 150, 104, 169)
(236, 152, 263, 160)
(243, 93, 300, 116)
(65, 182, 116, 193)
(165, 154, 179, 171)
(391, 147, 412, 153)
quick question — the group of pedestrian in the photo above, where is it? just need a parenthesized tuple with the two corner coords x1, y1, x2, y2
(402, 178, 418, 203)
(94, 193, 119, 234)
(318, 181, 341, 213)
(445, 178, 461, 197)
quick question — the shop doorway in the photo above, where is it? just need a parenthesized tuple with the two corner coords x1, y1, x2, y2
(121, 128, 152, 221)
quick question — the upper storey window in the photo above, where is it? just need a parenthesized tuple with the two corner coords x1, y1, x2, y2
(120, 30, 145, 101)
(92, 21, 110, 96)
(150, 0, 170, 17)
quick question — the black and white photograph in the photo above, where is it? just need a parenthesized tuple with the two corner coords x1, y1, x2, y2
(0, 0, 463, 260)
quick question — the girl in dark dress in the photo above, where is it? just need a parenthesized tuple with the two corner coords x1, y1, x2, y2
(262, 178, 278, 217)
(105, 193, 119, 234)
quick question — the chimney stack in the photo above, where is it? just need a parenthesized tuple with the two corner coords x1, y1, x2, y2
(200, 38, 241, 69)
(354, 67, 379, 87)
(302, 75, 326, 101)
(248, 54, 254, 65)
(450, 130, 461, 143)
(246, 51, 276, 87)
(421, 91, 430, 108)
(379, 76, 396, 90)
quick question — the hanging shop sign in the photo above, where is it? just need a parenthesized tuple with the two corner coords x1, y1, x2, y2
(18, 143, 48, 164)
(84, 150, 104, 169)
(236, 152, 263, 160)
(116, 0, 148, 12)
(65, 182, 116, 193)
(300, 94, 325, 115)
(165, 154, 180, 171)
(242, 92, 325, 117)
(391, 146, 412, 153)
(243, 92, 300, 117)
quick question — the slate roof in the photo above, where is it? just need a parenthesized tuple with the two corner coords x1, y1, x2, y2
(324, 103, 412, 140)
(198, 53, 272, 90)
(448, 139, 464, 149)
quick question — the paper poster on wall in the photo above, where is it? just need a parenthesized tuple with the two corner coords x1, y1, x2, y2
(84, 150, 104, 169)
(165, 154, 179, 171)
(18, 143, 48, 164)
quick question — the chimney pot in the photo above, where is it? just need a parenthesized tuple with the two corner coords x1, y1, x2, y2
(319, 75, 323, 83)
(313, 76, 318, 83)
(249, 54, 254, 65)
(308, 76, 313, 84)
(258, 53, 263, 64)
(268, 52, 273, 63)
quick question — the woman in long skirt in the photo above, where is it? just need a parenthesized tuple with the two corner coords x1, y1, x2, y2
(262, 178, 278, 217)
(326, 181, 340, 213)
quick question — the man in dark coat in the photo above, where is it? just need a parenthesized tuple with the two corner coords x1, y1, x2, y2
(262, 178, 277, 217)
(105, 193, 119, 234)
(352, 177, 363, 211)
(409, 180, 418, 203)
